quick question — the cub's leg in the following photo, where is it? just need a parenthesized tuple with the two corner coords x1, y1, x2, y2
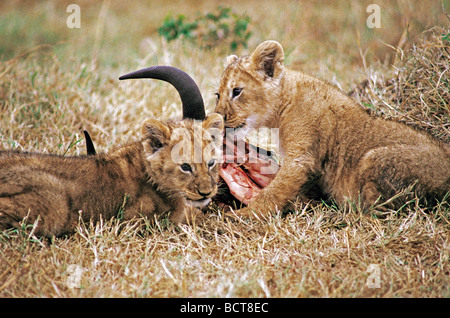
(0, 172, 73, 237)
(0, 194, 73, 237)
(233, 155, 316, 218)
(354, 145, 450, 210)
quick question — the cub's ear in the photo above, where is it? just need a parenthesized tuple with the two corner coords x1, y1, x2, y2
(142, 118, 171, 153)
(202, 113, 224, 131)
(250, 40, 284, 78)
(225, 54, 238, 67)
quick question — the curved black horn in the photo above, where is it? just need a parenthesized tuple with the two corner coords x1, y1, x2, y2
(83, 130, 96, 155)
(119, 66, 205, 120)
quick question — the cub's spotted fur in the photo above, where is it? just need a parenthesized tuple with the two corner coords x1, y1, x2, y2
(215, 40, 449, 217)
(0, 114, 223, 237)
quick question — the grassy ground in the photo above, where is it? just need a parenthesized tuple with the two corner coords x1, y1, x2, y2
(0, 0, 449, 298)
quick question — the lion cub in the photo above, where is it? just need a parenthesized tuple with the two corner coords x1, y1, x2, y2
(215, 40, 449, 217)
(0, 114, 223, 237)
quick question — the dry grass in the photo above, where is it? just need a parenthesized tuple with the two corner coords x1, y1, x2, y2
(350, 26, 450, 143)
(1, 0, 449, 298)
(1, 202, 449, 298)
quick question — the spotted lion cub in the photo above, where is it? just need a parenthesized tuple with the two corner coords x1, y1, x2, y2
(215, 40, 449, 218)
(0, 114, 223, 237)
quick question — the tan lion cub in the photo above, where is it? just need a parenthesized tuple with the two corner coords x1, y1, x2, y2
(215, 40, 449, 218)
(0, 114, 223, 237)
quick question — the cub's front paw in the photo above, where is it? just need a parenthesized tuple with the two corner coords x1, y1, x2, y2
(170, 206, 205, 225)
(184, 207, 207, 225)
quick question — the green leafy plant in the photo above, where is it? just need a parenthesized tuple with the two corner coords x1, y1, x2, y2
(158, 6, 252, 51)
(158, 14, 198, 42)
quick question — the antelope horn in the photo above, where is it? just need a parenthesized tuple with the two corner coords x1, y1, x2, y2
(83, 130, 96, 155)
(119, 66, 206, 120)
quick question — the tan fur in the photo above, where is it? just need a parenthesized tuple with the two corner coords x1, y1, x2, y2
(0, 114, 223, 237)
(215, 41, 450, 217)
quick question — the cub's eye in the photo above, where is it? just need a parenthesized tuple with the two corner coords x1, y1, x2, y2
(180, 163, 192, 172)
(232, 88, 242, 98)
(215, 93, 220, 100)
(207, 159, 216, 169)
